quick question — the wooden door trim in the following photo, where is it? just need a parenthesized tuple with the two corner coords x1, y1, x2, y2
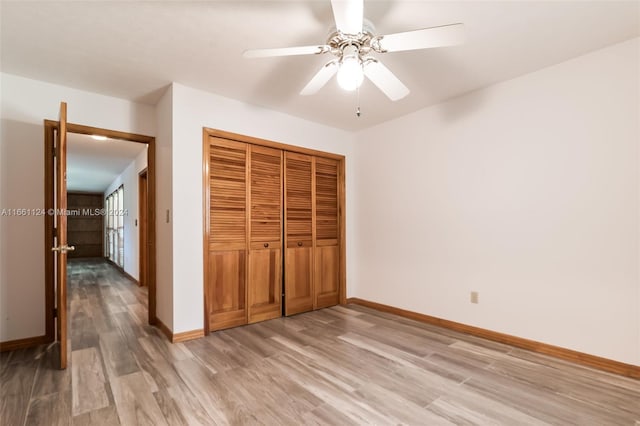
(311, 157, 317, 310)
(138, 169, 148, 288)
(338, 159, 347, 304)
(44, 120, 157, 340)
(282, 149, 289, 317)
(56, 122, 154, 144)
(202, 130, 210, 335)
(245, 145, 252, 325)
(204, 128, 345, 160)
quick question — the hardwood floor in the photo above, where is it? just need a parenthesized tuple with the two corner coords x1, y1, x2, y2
(1, 258, 639, 425)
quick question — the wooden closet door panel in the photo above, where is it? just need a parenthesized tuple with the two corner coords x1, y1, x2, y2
(285, 247, 313, 315)
(314, 157, 340, 308)
(209, 138, 248, 247)
(315, 158, 339, 244)
(248, 145, 282, 323)
(285, 152, 313, 245)
(250, 145, 282, 243)
(314, 246, 339, 308)
(208, 250, 246, 330)
(284, 152, 314, 315)
(206, 137, 248, 332)
(248, 248, 282, 323)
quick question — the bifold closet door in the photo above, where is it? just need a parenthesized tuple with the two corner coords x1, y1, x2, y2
(314, 157, 340, 308)
(284, 152, 314, 316)
(248, 145, 283, 323)
(206, 138, 248, 331)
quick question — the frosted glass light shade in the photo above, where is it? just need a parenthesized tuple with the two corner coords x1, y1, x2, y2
(337, 55, 364, 91)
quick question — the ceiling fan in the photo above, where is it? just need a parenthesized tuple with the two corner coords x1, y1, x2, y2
(243, 0, 465, 101)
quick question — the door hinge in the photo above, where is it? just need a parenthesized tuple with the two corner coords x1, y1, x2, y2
(53, 227, 57, 239)
(52, 146, 56, 158)
(53, 308, 58, 318)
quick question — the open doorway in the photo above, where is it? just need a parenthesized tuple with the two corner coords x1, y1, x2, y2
(44, 121, 156, 368)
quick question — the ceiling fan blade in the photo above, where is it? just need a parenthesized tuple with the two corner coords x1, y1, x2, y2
(331, 0, 363, 34)
(378, 23, 465, 53)
(300, 61, 338, 96)
(363, 60, 409, 101)
(243, 45, 329, 58)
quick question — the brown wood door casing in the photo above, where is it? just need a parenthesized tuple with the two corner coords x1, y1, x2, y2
(139, 170, 148, 287)
(44, 120, 156, 354)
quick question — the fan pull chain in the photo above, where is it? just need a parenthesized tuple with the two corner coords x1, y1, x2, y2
(356, 85, 361, 118)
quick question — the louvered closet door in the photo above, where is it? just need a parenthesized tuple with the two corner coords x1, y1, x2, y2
(248, 145, 283, 323)
(284, 152, 314, 315)
(314, 157, 340, 308)
(206, 137, 248, 331)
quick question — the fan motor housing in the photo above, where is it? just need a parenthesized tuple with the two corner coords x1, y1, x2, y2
(326, 18, 380, 58)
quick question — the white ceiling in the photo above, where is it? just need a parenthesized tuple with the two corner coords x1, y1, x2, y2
(67, 133, 146, 193)
(1, 1, 638, 131)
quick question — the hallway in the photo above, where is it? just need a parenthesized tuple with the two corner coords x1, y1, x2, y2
(1, 259, 152, 424)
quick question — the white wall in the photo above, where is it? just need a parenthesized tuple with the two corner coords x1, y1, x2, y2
(155, 86, 174, 329)
(104, 148, 148, 280)
(354, 38, 640, 365)
(0, 73, 155, 342)
(170, 83, 356, 333)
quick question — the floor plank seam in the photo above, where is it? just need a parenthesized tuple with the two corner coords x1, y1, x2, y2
(23, 356, 40, 426)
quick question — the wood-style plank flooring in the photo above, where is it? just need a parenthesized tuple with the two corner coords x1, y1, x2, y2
(1, 259, 639, 425)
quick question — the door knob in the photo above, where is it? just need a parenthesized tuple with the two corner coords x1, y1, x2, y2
(52, 245, 75, 253)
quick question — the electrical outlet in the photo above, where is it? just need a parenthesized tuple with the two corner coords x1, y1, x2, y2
(470, 291, 479, 304)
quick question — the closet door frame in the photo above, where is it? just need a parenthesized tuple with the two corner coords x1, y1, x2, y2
(203, 128, 346, 334)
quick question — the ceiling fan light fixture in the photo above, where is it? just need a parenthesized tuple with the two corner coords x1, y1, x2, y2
(337, 46, 363, 91)
(244, 0, 465, 101)
(91, 135, 108, 141)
